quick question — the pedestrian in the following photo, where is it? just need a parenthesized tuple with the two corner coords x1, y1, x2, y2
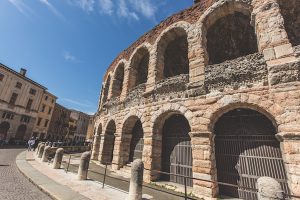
(27, 137, 35, 151)
(33, 137, 39, 151)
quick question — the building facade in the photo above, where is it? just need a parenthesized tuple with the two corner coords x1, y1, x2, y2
(69, 110, 90, 143)
(32, 91, 57, 139)
(0, 64, 46, 143)
(86, 115, 95, 142)
(47, 103, 71, 141)
(92, 0, 300, 199)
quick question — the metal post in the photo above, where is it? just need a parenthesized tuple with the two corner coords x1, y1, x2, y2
(66, 155, 71, 173)
(184, 176, 187, 200)
(102, 163, 108, 189)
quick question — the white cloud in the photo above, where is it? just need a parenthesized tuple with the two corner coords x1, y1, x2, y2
(39, 0, 65, 20)
(98, 0, 114, 15)
(117, 0, 139, 21)
(128, 0, 156, 20)
(8, 0, 34, 17)
(69, 0, 95, 12)
(62, 98, 92, 107)
(63, 51, 76, 62)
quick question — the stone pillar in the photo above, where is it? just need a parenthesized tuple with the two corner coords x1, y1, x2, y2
(112, 133, 122, 170)
(38, 144, 45, 158)
(77, 151, 91, 180)
(53, 148, 64, 169)
(191, 132, 218, 199)
(252, 0, 294, 61)
(42, 146, 51, 162)
(128, 159, 144, 200)
(257, 177, 284, 200)
(91, 135, 101, 160)
(36, 142, 43, 155)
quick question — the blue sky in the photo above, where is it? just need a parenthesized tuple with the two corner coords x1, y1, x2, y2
(0, 0, 193, 114)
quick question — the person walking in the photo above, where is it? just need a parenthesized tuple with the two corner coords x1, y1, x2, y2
(27, 137, 35, 151)
(33, 137, 39, 151)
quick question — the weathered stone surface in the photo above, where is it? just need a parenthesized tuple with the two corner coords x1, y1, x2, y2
(257, 177, 284, 200)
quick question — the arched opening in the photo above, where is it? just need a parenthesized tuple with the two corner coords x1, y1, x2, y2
(157, 114, 193, 186)
(111, 64, 125, 98)
(0, 122, 10, 141)
(206, 11, 258, 64)
(120, 116, 144, 166)
(15, 124, 27, 140)
(278, 0, 300, 46)
(101, 120, 116, 165)
(102, 75, 111, 103)
(129, 48, 149, 90)
(214, 108, 289, 199)
(157, 28, 189, 80)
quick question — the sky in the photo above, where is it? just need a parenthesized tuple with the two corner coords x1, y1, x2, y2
(0, 0, 193, 115)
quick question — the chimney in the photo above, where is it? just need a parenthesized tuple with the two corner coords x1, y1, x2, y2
(20, 68, 27, 76)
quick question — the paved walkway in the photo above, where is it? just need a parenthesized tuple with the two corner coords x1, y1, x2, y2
(0, 147, 51, 200)
(18, 151, 131, 200)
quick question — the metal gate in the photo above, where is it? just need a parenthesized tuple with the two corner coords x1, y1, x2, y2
(129, 121, 144, 162)
(162, 115, 193, 186)
(215, 109, 289, 199)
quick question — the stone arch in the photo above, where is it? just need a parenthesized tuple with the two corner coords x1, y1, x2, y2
(155, 22, 191, 81)
(119, 115, 144, 166)
(151, 110, 193, 185)
(111, 63, 125, 98)
(15, 124, 27, 140)
(128, 45, 151, 91)
(208, 102, 278, 133)
(101, 120, 116, 164)
(102, 74, 111, 103)
(198, 0, 257, 64)
(0, 121, 10, 141)
(278, 0, 300, 46)
(91, 123, 103, 160)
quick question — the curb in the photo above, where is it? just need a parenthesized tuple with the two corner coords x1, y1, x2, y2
(16, 151, 89, 200)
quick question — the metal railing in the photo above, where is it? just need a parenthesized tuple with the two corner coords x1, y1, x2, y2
(62, 155, 300, 200)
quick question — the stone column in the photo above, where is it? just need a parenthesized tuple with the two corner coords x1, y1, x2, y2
(38, 144, 45, 158)
(36, 142, 42, 155)
(191, 132, 218, 199)
(42, 146, 51, 162)
(257, 177, 284, 200)
(77, 151, 91, 180)
(53, 148, 64, 169)
(128, 159, 144, 200)
(91, 135, 101, 160)
(112, 133, 122, 170)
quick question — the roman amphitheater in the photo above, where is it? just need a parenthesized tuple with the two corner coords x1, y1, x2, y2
(91, 0, 300, 199)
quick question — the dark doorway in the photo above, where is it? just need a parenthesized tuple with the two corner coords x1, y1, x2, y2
(101, 121, 116, 165)
(0, 122, 10, 141)
(128, 120, 144, 162)
(15, 124, 27, 140)
(161, 114, 193, 186)
(214, 108, 289, 199)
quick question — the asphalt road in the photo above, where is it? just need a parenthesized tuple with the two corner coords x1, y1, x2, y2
(0, 147, 51, 200)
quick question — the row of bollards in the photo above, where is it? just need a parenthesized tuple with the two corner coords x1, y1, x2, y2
(34, 142, 144, 200)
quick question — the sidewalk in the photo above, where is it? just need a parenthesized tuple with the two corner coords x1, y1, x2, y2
(16, 151, 130, 200)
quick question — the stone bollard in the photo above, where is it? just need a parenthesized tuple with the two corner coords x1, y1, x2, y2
(128, 159, 144, 200)
(42, 146, 51, 162)
(36, 142, 42, 155)
(257, 177, 284, 200)
(38, 144, 45, 158)
(53, 148, 64, 169)
(77, 151, 91, 180)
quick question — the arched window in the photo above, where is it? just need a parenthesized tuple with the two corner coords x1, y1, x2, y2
(15, 124, 27, 140)
(206, 11, 258, 64)
(102, 75, 111, 103)
(129, 48, 149, 90)
(278, 0, 300, 46)
(111, 64, 125, 97)
(157, 28, 189, 80)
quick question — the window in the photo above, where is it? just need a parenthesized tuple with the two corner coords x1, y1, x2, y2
(16, 82, 22, 89)
(37, 118, 42, 126)
(2, 112, 14, 120)
(0, 73, 4, 81)
(41, 104, 46, 112)
(44, 119, 49, 127)
(26, 99, 33, 111)
(20, 115, 30, 123)
(9, 93, 18, 105)
(29, 88, 36, 95)
(45, 96, 48, 101)
(48, 107, 52, 115)
(51, 99, 54, 104)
